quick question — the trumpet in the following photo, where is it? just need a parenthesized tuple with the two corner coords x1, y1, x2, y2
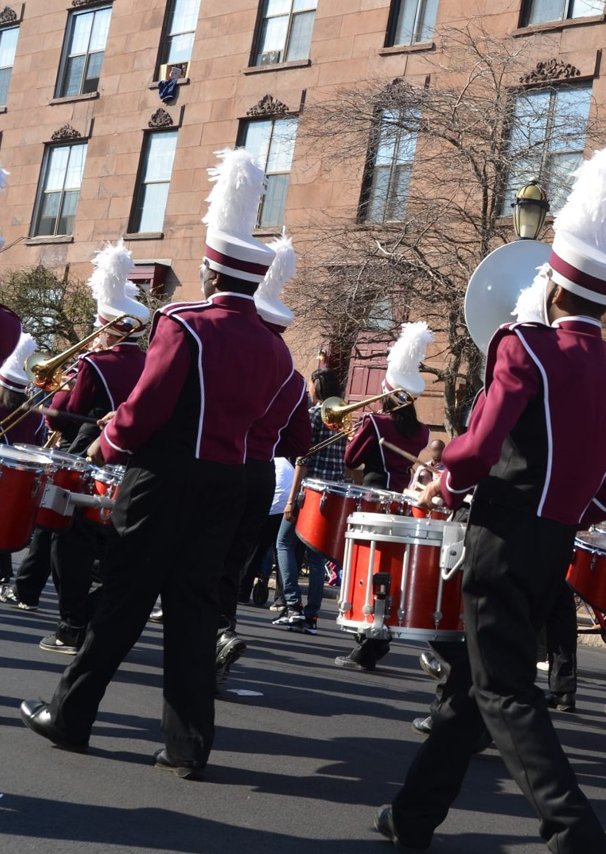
(297, 387, 414, 465)
(0, 313, 145, 439)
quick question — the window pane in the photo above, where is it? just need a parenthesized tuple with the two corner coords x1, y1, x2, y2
(393, 0, 418, 45)
(550, 86, 592, 151)
(64, 145, 87, 191)
(58, 190, 80, 235)
(285, 11, 315, 61)
(266, 0, 292, 14)
(84, 51, 104, 92)
(266, 118, 298, 172)
(259, 174, 289, 226)
(0, 26, 18, 68)
(257, 16, 288, 59)
(167, 32, 195, 64)
(143, 132, 178, 182)
(38, 193, 61, 235)
(89, 8, 111, 52)
(293, 0, 317, 10)
(507, 90, 550, 153)
(138, 182, 171, 232)
(63, 55, 85, 97)
(69, 13, 94, 55)
(243, 121, 272, 169)
(45, 147, 70, 192)
(570, 0, 604, 17)
(0, 67, 9, 105)
(546, 152, 584, 212)
(367, 166, 391, 222)
(387, 164, 413, 220)
(170, 0, 201, 34)
(525, 0, 566, 24)
(416, 0, 439, 42)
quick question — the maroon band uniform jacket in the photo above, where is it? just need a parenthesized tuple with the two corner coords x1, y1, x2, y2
(344, 413, 430, 492)
(100, 293, 294, 466)
(247, 368, 311, 463)
(0, 404, 45, 446)
(440, 316, 606, 528)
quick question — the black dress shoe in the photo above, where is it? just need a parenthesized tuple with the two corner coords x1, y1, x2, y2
(411, 715, 433, 735)
(20, 700, 88, 752)
(216, 630, 247, 669)
(153, 748, 205, 780)
(374, 804, 429, 851)
(546, 691, 576, 712)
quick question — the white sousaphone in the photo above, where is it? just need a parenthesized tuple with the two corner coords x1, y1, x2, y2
(464, 241, 551, 355)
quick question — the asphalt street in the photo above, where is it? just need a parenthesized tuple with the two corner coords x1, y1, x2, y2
(1, 578, 606, 854)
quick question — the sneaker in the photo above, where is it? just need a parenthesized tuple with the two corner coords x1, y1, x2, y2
(0, 585, 37, 611)
(334, 654, 375, 672)
(419, 651, 444, 681)
(290, 616, 317, 635)
(149, 606, 163, 623)
(546, 691, 576, 712)
(269, 600, 286, 611)
(272, 605, 304, 626)
(39, 633, 79, 655)
(411, 715, 433, 736)
(153, 748, 205, 781)
(536, 659, 549, 672)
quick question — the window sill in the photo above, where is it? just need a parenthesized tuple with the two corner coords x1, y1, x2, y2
(243, 58, 311, 75)
(49, 91, 100, 105)
(378, 41, 435, 56)
(123, 232, 164, 241)
(148, 77, 190, 90)
(25, 235, 74, 245)
(512, 15, 604, 37)
(253, 226, 283, 238)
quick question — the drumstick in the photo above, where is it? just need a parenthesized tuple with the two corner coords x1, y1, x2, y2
(379, 438, 430, 470)
(35, 406, 99, 426)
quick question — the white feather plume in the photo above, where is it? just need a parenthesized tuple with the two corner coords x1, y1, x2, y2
(88, 240, 135, 303)
(202, 148, 266, 237)
(256, 233, 296, 303)
(554, 148, 606, 249)
(512, 263, 550, 324)
(388, 322, 434, 377)
(0, 168, 9, 191)
(2, 332, 37, 376)
(124, 281, 141, 299)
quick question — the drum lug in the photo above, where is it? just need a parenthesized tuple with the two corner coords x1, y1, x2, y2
(320, 491, 328, 513)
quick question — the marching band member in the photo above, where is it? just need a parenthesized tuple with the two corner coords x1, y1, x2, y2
(335, 322, 432, 671)
(0, 333, 46, 589)
(20, 148, 293, 780)
(216, 233, 311, 684)
(375, 150, 606, 853)
(38, 242, 149, 654)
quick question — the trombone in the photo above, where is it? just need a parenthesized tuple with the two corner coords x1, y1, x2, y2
(296, 387, 415, 465)
(0, 313, 145, 440)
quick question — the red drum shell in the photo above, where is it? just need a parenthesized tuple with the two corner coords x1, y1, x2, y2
(295, 479, 382, 564)
(82, 466, 123, 526)
(566, 533, 606, 612)
(16, 445, 91, 531)
(338, 513, 466, 642)
(372, 489, 413, 517)
(410, 503, 450, 521)
(0, 447, 49, 550)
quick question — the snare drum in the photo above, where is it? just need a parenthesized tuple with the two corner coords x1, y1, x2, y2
(566, 531, 606, 611)
(295, 479, 384, 564)
(372, 489, 412, 517)
(0, 446, 51, 550)
(410, 503, 451, 521)
(82, 465, 125, 526)
(338, 512, 466, 642)
(16, 445, 91, 531)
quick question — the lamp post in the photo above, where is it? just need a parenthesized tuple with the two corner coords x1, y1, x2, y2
(511, 179, 549, 240)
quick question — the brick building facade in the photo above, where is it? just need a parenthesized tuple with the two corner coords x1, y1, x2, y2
(0, 1, 605, 434)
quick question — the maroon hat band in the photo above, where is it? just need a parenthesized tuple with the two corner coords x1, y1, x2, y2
(549, 249, 606, 298)
(204, 245, 270, 277)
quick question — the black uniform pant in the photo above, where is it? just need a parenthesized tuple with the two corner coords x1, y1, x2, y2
(547, 579, 577, 697)
(218, 459, 275, 630)
(391, 503, 606, 854)
(48, 452, 247, 764)
(51, 512, 103, 636)
(14, 528, 52, 606)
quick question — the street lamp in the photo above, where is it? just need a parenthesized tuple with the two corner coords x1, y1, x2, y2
(511, 179, 549, 240)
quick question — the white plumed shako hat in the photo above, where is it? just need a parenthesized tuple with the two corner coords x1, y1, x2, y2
(202, 148, 275, 283)
(384, 321, 434, 397)
(0, 332, 37, 392)
(88, 240, 150, 337)
(254, 232, 296, 327)
(547, 147, 606, 306)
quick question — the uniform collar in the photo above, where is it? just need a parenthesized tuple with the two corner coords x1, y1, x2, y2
(208, 291, 257, 313)
(551, 315, 603, 336)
